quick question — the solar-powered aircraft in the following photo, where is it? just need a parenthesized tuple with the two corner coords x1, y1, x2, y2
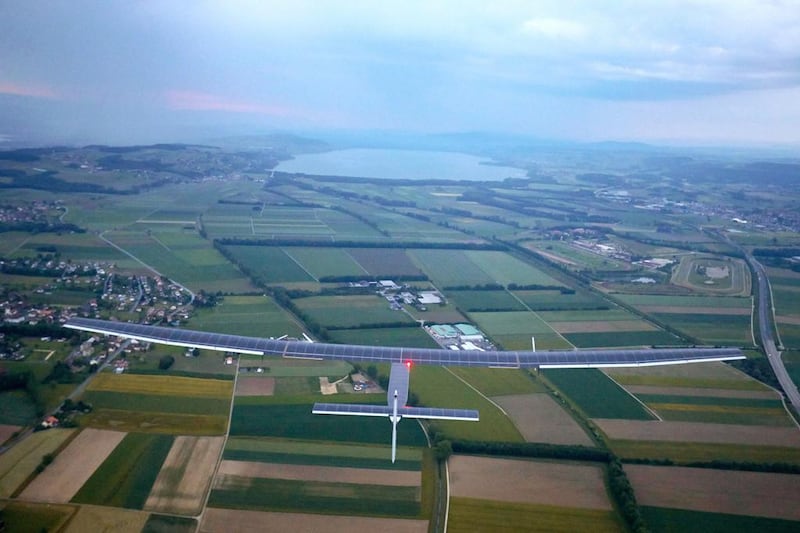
(64, 317, 744, 462)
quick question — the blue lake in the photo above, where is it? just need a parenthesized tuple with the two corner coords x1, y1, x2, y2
(275, 148, 527, 181)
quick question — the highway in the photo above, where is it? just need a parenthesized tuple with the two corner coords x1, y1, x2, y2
(746, 253, 800, 411)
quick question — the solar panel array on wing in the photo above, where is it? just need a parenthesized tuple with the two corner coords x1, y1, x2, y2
(65, 318, 744, 368)
(399, 407, 479, 421)
(312, 403, 392, 417)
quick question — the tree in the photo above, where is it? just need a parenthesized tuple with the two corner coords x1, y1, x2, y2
(158, 355, 175, 370)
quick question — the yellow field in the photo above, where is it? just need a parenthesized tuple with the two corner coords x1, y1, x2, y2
(63, 504, 149, 533)
(82, 409, 228, 435)
(88, 372, 233, 399)
(0, 428, 76, 497)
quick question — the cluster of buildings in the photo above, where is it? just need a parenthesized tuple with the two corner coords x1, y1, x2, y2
(426, 323, 495, 351)
(0, 199, 65, 226)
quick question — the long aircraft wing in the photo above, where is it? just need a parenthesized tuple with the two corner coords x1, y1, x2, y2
(64, 317, 744, 368)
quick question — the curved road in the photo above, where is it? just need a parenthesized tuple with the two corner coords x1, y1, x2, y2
(745, 253, 800, 410)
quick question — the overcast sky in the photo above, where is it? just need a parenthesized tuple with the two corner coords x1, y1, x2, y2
(1, 1, 799, 146)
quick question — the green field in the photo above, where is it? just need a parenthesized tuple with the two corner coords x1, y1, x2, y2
(328, 327, 440, 348)
(564, 330, 685, 348)
(617, 294, 751, 308)
(0, 390, 38, 426)
(81, 391, 231, 416)
(464, 251, 563, 287)
(284, 247, 367, 278)
(512, 289, 610, 311)
(105, 230, 255, 293)
(0, 502, 77, 533)
(80, 409, 228, 435)
(544, 369, 656, 420)
(230, 399, 427, 446)
(222, 245, 315, 283)
(189, 294, 304, 338)
(293, 295, 415, 329)
(636, 394, 792, 426)
(347, 248, 424, 276)
(72, 432, 174, 508)
(409, 366, 523, 441)
(448, 498, 622, 533)
(447, 367, 545, 396)
(654, 313, 752, 345)
(640, 506, 800, 533)
(239, 356, 352, 378)
(142, 514, 197, 533)
(470, 311, 556, 335)
(223, 437, 420, 471)
(410, 249, 496, 286)
(209, 476, 421, 517)
(449, 290, 526, 311)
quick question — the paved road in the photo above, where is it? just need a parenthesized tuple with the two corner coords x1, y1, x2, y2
(746, 253, 800, 410)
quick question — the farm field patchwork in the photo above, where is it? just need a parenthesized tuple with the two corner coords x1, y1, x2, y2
(20, 429, 126, 503)
(605, 362, 768, 391)
(409, 366, 523, 442)
(293, 294, 415, 329)
(0, 428, 76, 498)
(328, 327, 440, 348)
(409, 249, 496, 287)
(464, 251, 563, 287)
(493, 393, 594, 446)
(283, 247, 367, 278)
(220, 245, 315, 283)
(634, 393, 793, 426)
(189, 294, 304, 338)
(448, 289, 526, 311)
(448, 455, 611, 510)
(448, 498, 622, 533)
(544, 369, 656, 420)
(0, 502, 77, 533)
(63, 504, 150, 533)
(200, 508, 429, 533)
(512, 289, 611, 311)
(346, 248, 425, 277)
(72, 432, 174, 509)
(145, 435, 225, 515)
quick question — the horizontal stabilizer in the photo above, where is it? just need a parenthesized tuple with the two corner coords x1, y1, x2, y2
(312, 402, 479, 421)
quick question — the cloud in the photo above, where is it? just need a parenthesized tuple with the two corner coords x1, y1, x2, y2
(521, 17, 586, 40)
(164, 90, 293, 116)
(0, 81, 59, 99)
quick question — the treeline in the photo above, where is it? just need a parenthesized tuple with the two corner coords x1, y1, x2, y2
(269, 287, 329, 341)
(0, 169, 124, 194)
(730, 358, 781, 391)
(753, 247, 800, 257)
(0, 370, 45, 418)
(215, 237, 503, 250)
(318, 274, 428, 283)
(624, 456, 800, 475)
(0, 322, 81, 341)
(0, 221, 85, 234)
(1, 264, 96, 277)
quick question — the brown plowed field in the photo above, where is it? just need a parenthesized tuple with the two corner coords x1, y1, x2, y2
(448, 455, 611, 510)
(145, 435, 225, 515)
(493, 393, 594, 446)
(235, 376, 275, 396)
(217, 460, 420, 487)
(627, 465, 800, 520)
(19, 429, 125, 503)
(0, 424, 20, 445)
(623, 385, 780, 399)
(594, 419, 800, 447)
(636, 306, 751, 315)
(63, 504, 149, 533)
(200, 508, 428, 533)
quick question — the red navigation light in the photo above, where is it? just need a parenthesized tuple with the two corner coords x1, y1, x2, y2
(405, 360, 412, 369)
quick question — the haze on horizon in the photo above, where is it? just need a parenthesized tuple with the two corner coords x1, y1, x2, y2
(1, 0, 799, 147)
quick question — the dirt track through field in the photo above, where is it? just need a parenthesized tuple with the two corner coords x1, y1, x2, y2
(594, 419, 800, 447)
(449, 455, 611, 510)
(493, 393, 593, 446)
(623, 385, 780, 399)
(144, 435, 224, 515)
(627, 465, 800, 520)
(201, 508, 428, 533)
(20, 429, 125, 503)
(217, 460, 420, 486)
